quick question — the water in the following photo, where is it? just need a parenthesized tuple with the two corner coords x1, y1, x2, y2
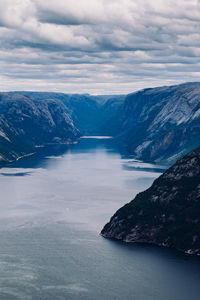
(0, 137, 199, 300)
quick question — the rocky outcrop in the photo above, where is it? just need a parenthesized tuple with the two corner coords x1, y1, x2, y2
(0, 93, 80, 164)
(101, 147, 200, 255)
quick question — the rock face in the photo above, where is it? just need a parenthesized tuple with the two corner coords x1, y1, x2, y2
(0, 93, 80, 164)
(101, 147, 200, 255)
(117, 82, 200, 163)
(14, 92, 125, 136)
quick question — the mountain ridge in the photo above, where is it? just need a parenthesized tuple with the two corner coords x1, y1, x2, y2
(0, 81, 199, 165)
(115, 82, 200, 163)
(0, 93, 80, 164)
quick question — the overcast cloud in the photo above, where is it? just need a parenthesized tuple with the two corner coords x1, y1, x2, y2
(0, 0, 200, 94)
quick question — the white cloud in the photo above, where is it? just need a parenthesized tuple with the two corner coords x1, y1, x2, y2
(0, 0, 35, 28)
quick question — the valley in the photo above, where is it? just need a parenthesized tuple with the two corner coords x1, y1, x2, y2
(0, 82, 200, 166)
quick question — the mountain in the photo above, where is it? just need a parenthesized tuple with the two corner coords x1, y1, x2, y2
(101, 146, 200, 255)
(61, 94, 125, 135)
(0, 93, 80, 164)
(13, 92, 125, 135)
(12, 83, 200, 164)
(2, 81, 200, 165)
(116, 82, 200, 163)
(0, 91, 125, 165)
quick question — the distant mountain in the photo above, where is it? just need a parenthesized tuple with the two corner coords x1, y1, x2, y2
(13, 92, 125, 135)
(116, 82, 200, 163)
(0, 93, 80, 164)
(101, 146, 200, 255)
(61, 94, 125, 135)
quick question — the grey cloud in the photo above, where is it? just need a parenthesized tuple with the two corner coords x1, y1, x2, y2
(0, 0, 199, 94)
(38, 12, 88, 26)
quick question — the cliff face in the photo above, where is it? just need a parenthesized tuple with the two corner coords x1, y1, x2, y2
(14, 92, 125, 136)
(101, 147, 200, 255)
(117, 82, 200, 163)
(0, 93, 80, 164)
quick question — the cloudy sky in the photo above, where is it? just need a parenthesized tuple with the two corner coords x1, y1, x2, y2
(0, 0, 200, 94)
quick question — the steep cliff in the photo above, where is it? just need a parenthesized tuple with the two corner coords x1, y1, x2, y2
(101, 147, 200, 255)
(14, 92, 125, 135)
(0, 93, 80, 164)
(117, 82, 200, 163)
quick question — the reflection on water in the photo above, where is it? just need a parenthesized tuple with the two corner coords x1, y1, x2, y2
(0, 172, 32, 177)
(0, 137, 199, 300)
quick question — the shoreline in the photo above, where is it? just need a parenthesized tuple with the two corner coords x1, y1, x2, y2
(0, 139, 79, 168)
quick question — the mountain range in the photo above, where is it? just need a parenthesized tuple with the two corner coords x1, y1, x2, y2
(0, 81, 199, 165)
(0, 81, 200, 255)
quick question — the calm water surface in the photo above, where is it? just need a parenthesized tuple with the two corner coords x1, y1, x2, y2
(0, 137, 199, 300)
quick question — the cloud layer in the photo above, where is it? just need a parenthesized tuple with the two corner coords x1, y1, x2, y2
(0, 0, 200, 94)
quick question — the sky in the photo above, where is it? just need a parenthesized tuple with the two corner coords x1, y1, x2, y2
(0, 0, 200, 94)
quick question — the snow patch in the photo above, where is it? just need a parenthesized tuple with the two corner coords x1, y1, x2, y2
(135, 141, 152, 154)
(0, 130, 10, 142)
(192, 108, 200, 120)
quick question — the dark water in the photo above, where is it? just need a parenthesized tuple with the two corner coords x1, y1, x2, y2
(0, 137, 199, 300)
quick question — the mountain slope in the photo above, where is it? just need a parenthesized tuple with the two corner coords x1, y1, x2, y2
(3, 82, 200, 164)
(0, 93, 80, 164)
(14, 92, 125, 135)
(101, 146, 200, 255)
(117, 82, 200, 163)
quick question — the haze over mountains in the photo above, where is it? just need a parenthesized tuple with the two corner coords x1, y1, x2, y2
(0, 81, 199, 165)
